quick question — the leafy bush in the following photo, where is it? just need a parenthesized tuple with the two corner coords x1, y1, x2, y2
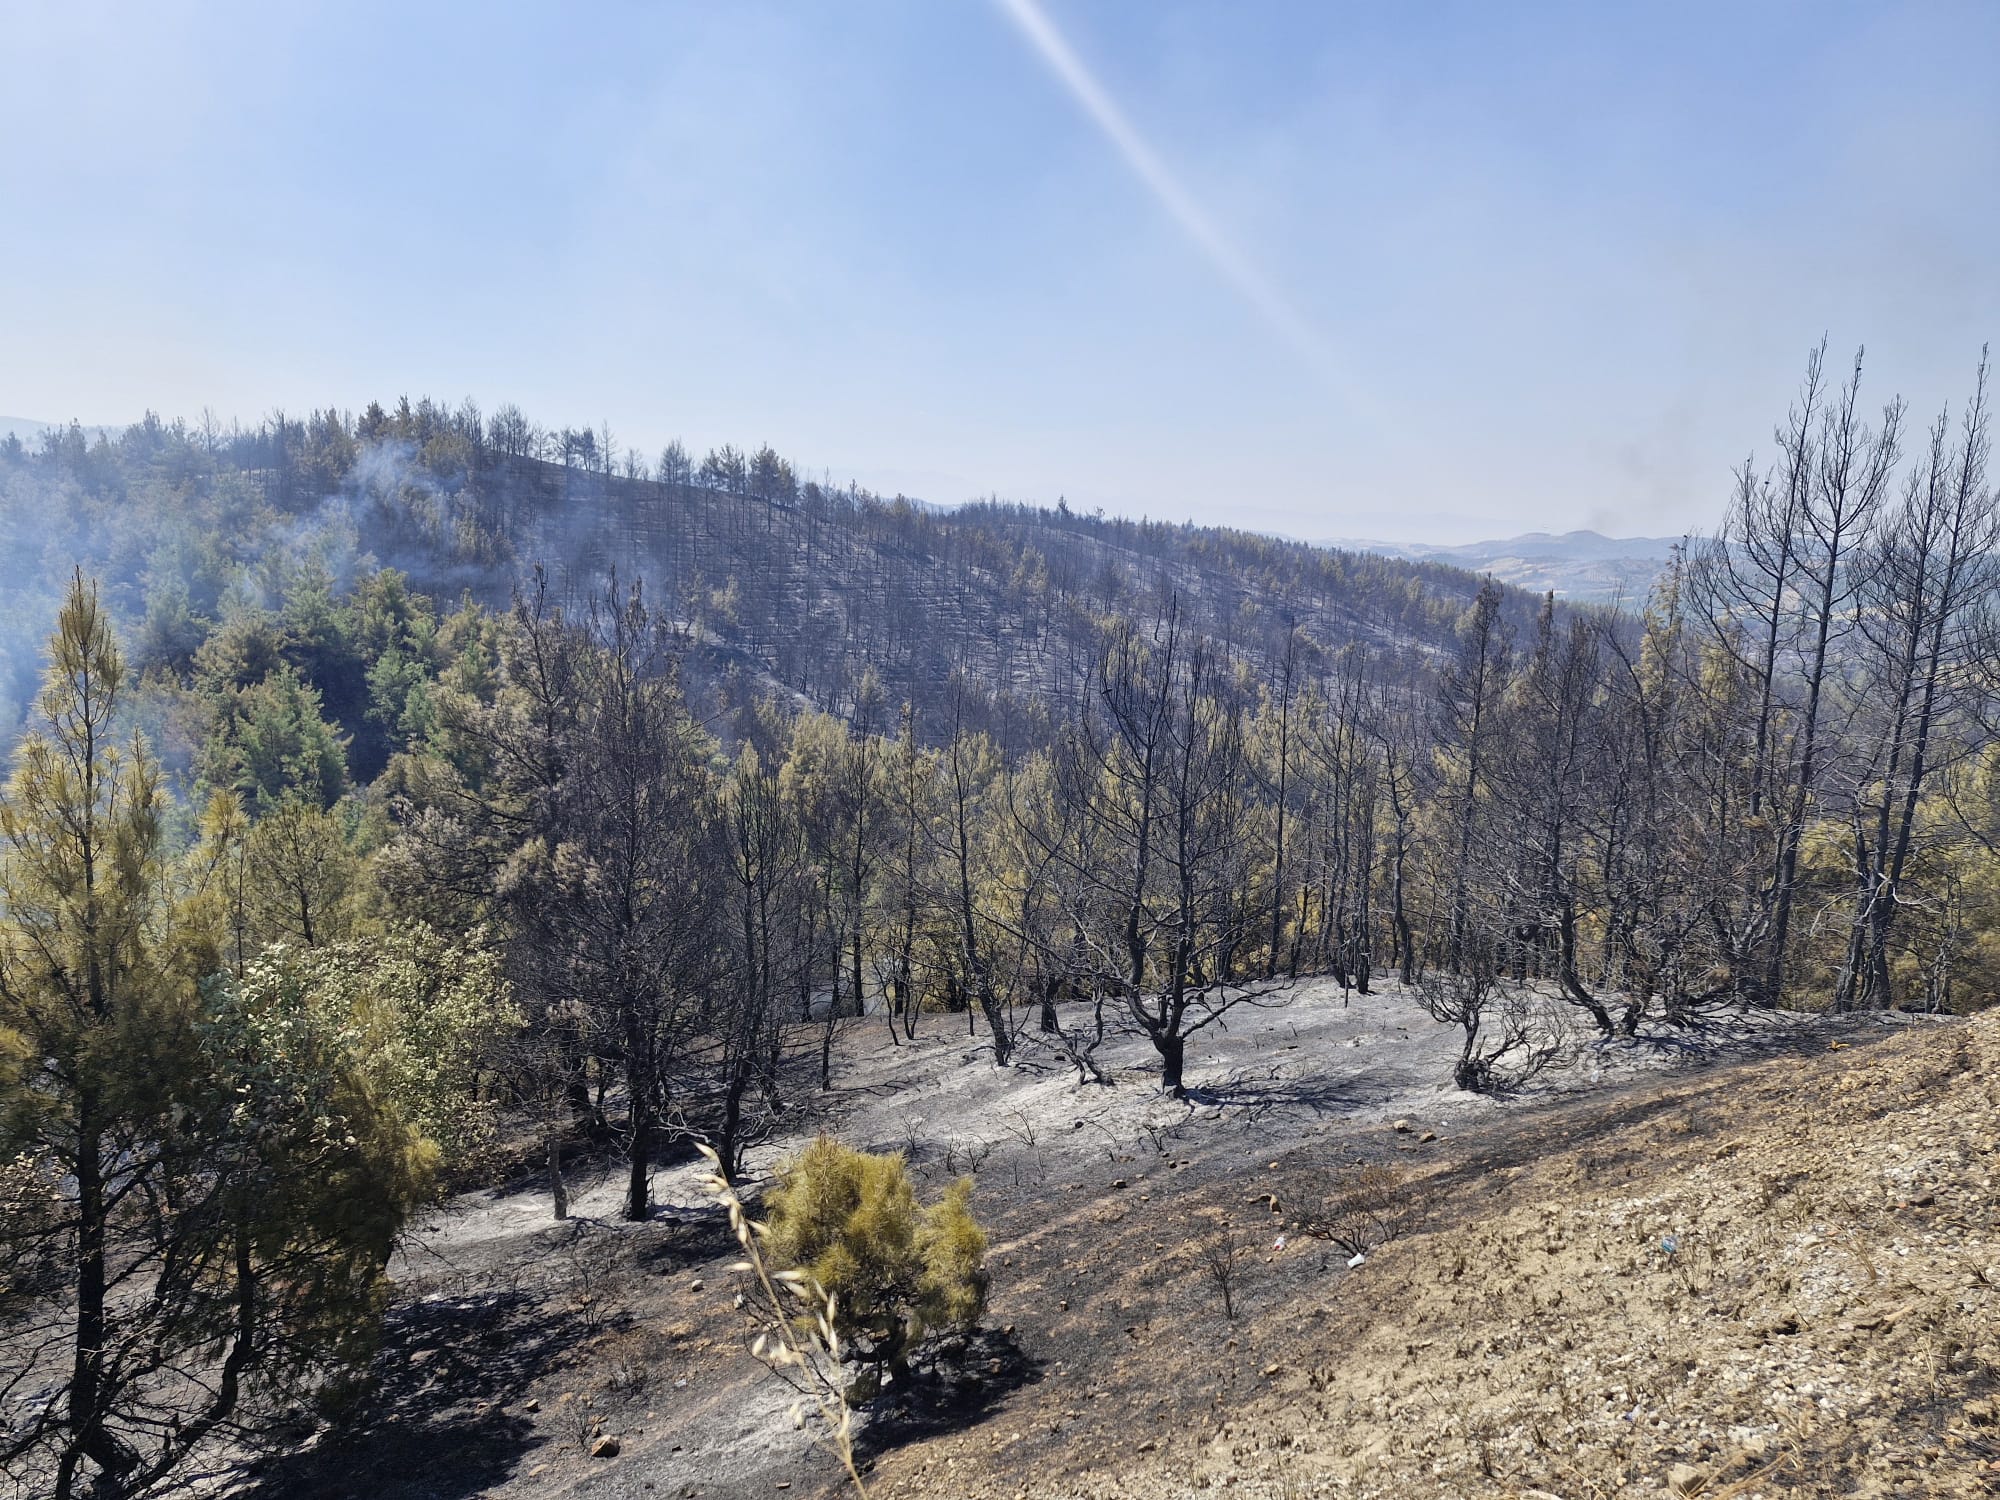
(238, 925, 517, 1175)
(763, 1135, 989, 1386)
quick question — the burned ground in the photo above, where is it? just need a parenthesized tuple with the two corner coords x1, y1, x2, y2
(239, 982, 1997, 1499)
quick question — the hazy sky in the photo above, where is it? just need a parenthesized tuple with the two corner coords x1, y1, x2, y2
(3, 1, 1996, 543)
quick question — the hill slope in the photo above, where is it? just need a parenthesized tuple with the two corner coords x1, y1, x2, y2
(225, 991, 1997, 1500)
(1, 422, 1564, 749)
(1044, 1007, 1999, 1499)
(473, 456, 1563, 739)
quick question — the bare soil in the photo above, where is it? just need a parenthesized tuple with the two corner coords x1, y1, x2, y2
(231, 980, 2000, 1500)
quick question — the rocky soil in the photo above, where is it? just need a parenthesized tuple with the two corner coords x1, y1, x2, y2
(229, 982, 1998, 1499)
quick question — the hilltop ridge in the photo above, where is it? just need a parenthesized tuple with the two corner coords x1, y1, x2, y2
(0, 410, 1576, 749)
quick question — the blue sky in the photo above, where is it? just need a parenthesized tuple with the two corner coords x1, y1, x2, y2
(3, 1, 1996, 542)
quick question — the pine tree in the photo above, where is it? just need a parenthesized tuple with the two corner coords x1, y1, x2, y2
(0, 577, 432, 1498)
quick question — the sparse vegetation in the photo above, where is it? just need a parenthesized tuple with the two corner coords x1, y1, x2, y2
(1415, 964, 1569, 1093)
(1197, 1226, 1246, 1319)
(1298, 1163, 1407, 1259)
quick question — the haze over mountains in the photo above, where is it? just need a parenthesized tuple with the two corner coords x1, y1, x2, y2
(4, 411, 1681, 615)
(0, 415, 119, 448)
(0, 416, 61, 444)
(1326, 528, 1684, 602)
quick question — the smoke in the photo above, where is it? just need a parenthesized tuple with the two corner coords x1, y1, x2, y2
(0, 430, 502, 763)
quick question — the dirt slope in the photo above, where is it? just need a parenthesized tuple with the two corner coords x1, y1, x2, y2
(879, 1008, 2000, 1500)
(232, 986, 1998, 1500)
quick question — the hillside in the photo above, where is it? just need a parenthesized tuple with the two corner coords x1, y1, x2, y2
(462, 454, 1573, 741)
(0, 412, 1563, 750)
(224, 988, 1998, 1500)
(10, 394, 1995, 1500)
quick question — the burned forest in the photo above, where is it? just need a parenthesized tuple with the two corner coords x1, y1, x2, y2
(2, 343, 1998, 1499)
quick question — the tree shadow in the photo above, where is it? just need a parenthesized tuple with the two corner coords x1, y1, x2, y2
(1589, 1007, 1910, 1069)
(1184, 1064, 1404, 1123)
(854, 1326, 1042, 1457)
(1388, 1020, 1918, 1233)
(630, 1207, 740, 1275)
(233, 1288, 581, 1500)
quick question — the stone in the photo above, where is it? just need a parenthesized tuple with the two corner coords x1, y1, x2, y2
(1391, 1119, 1413, 1134)
(591, 1435, 622, 1458)
(1666, 1462, 1705, 1496)
(523, 1397, 540, 1413)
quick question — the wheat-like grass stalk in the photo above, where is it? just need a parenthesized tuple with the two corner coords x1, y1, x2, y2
(695, 1143, 870, 1497)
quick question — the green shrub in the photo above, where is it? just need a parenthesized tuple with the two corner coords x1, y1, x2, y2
(763, 1135, 989, 1386)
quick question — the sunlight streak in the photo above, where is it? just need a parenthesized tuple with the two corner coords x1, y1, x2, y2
(995, 0, 1371, 417)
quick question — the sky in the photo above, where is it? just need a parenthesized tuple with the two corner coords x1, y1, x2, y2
(2, 0, 1996, 544)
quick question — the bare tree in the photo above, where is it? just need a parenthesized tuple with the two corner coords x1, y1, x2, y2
(1373, 694, 1424, 986)
(1489, 595, 1615, 1032)
(928, 694, 1013, 1065)
(1249, 626, 1305, 977)
(1761, 348, 1902, 1004)
(1432, 579, 1512, 972)
(1415, 956, 1556, 1094)
(415, 573, 715, 1221)
(1298, 648, 1380, 993)
(1000, 740, 1118, 1083)
(1066, 603, 1278, 1093)
(1198, 1227, 1245, 1320)
(1833, 353, 1994, 1008)
(706, 741, 810, 1180)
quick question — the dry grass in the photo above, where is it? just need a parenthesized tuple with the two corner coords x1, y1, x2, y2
(697, 1144, 873, 1496)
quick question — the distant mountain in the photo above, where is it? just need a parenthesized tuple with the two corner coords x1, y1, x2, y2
(1322, 529, 1685, 604)
(0, 416, 122, 448)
